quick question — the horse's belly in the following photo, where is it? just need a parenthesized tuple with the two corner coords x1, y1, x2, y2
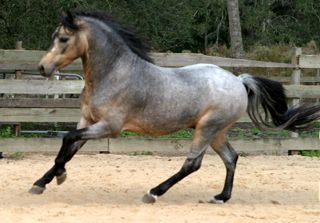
(122, 123, 182, 136)
(122, 112, 196, 136)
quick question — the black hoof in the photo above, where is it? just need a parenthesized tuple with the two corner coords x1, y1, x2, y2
(142, 191, 157, 204)
(56, 171, 67, 185)
(29, 185, 45, 194)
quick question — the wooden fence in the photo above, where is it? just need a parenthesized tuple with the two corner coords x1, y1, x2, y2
(0, 48, 319, 154)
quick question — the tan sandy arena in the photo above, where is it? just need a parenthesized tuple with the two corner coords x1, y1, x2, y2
(0, 154, 319, 223)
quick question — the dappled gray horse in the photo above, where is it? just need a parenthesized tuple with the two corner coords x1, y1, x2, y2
(30, 11, 320, 204)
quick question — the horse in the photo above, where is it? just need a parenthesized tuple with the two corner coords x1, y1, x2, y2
(30, 11, 320, 204)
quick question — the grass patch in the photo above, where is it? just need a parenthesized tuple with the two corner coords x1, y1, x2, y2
(238, 151, 250, 157)
(0, 125, 15, 138)
(120, 129, 193, 139)
(0, 122, 318, 140)
(227, 127, 291, 139)
(120, 123, 319, 140)
(129, 151, 153, 156)
(300, 150, 320, 157)
(6, 152, 25, 160)
(228, 123, 320, 140)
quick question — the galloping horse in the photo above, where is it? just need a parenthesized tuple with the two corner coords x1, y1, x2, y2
(30, 11, 320, 204)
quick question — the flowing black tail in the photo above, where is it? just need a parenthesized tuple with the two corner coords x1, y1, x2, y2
(239, 74, 320, 131)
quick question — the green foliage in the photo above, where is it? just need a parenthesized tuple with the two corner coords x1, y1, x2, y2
(120, 131, 141, 138)
(120, 129, 193, 139)
(299, 122, 320, 138)
(2, 0, 319, 53)
(246, 44, 292, 63)
(300, 150, 320, 157)
(106, 0, 228, 52)
(227, 124, 320, 140)
(120, 124, 319, 140)
(129, 151, 153, 156)
(240, 0, 320, 47)
(0, 126, 14, 138)
(6, 152, 25, 160)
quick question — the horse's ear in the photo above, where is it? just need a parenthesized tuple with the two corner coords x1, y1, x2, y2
(62, 10, 79, 30)
(67, 10, 74, 20)
(66, 11, 74, 22)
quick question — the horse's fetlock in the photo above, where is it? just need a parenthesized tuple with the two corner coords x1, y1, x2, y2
(213, 193, 231, 203)
(55, 167, 66, 177)
(191, 162, 201, 172)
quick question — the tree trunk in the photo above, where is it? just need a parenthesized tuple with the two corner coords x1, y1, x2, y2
(227, 0, 244, 58)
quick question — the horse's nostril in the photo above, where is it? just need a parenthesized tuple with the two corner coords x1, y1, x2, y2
(38, 65, 45, 74)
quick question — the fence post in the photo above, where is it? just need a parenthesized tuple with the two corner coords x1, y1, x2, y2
(14, 41, 23, 136)
(15, 41, 23, 79)
(317, 69, 320, 104)
(290, 47, 302, 139)
(317, 68, 320, 140)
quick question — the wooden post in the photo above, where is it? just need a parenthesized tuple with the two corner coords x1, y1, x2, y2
(290, 47, 302, 139)
(15, 41, 23, 79)
(317, 69, 320, 140)
(317, 69, 320, 103)
(15, 41, 23, 49)
(14, 41, 23, 136)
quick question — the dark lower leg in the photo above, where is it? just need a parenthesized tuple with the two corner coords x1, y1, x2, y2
(144, 123, 222, 203)
(32, 166, 58, 188)
(213, 142, 238, 202)
(32, 138, 86, 189)
(149, 154, 205, 197)
(30, 121, 114, 193)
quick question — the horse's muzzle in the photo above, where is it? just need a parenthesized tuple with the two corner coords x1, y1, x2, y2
(38, 64, 55, 77)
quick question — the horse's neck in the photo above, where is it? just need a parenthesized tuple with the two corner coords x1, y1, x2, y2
(81, 49, 147, 91)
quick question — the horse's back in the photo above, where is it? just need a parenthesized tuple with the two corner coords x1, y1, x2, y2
(174, 63, 247, 103)
(176, 63, 238, 83)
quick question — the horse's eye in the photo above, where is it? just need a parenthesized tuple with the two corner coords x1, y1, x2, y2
(59, 37, 69, 43)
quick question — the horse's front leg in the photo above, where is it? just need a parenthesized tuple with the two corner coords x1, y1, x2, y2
(29, 120, 117, 194)
(29, 140, 87, 194)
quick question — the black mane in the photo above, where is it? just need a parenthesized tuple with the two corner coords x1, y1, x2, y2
(62, 11, 154, 63)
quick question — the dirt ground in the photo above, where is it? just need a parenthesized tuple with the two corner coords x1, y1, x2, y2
(0, 153, 319, 223)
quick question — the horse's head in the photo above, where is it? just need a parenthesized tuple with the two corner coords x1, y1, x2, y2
(39, 11, 88, 77)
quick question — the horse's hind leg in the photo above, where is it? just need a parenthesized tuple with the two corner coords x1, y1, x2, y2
(142, 116, 222, 203)
(142, 138, 209, 203)
(209, 140, 238, 203)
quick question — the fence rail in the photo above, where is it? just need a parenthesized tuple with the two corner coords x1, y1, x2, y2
(0, 79, 319, 97)
(151, 52, 297, 68)
(0, 50, 298, 70)
(0, 137, 319, 155)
